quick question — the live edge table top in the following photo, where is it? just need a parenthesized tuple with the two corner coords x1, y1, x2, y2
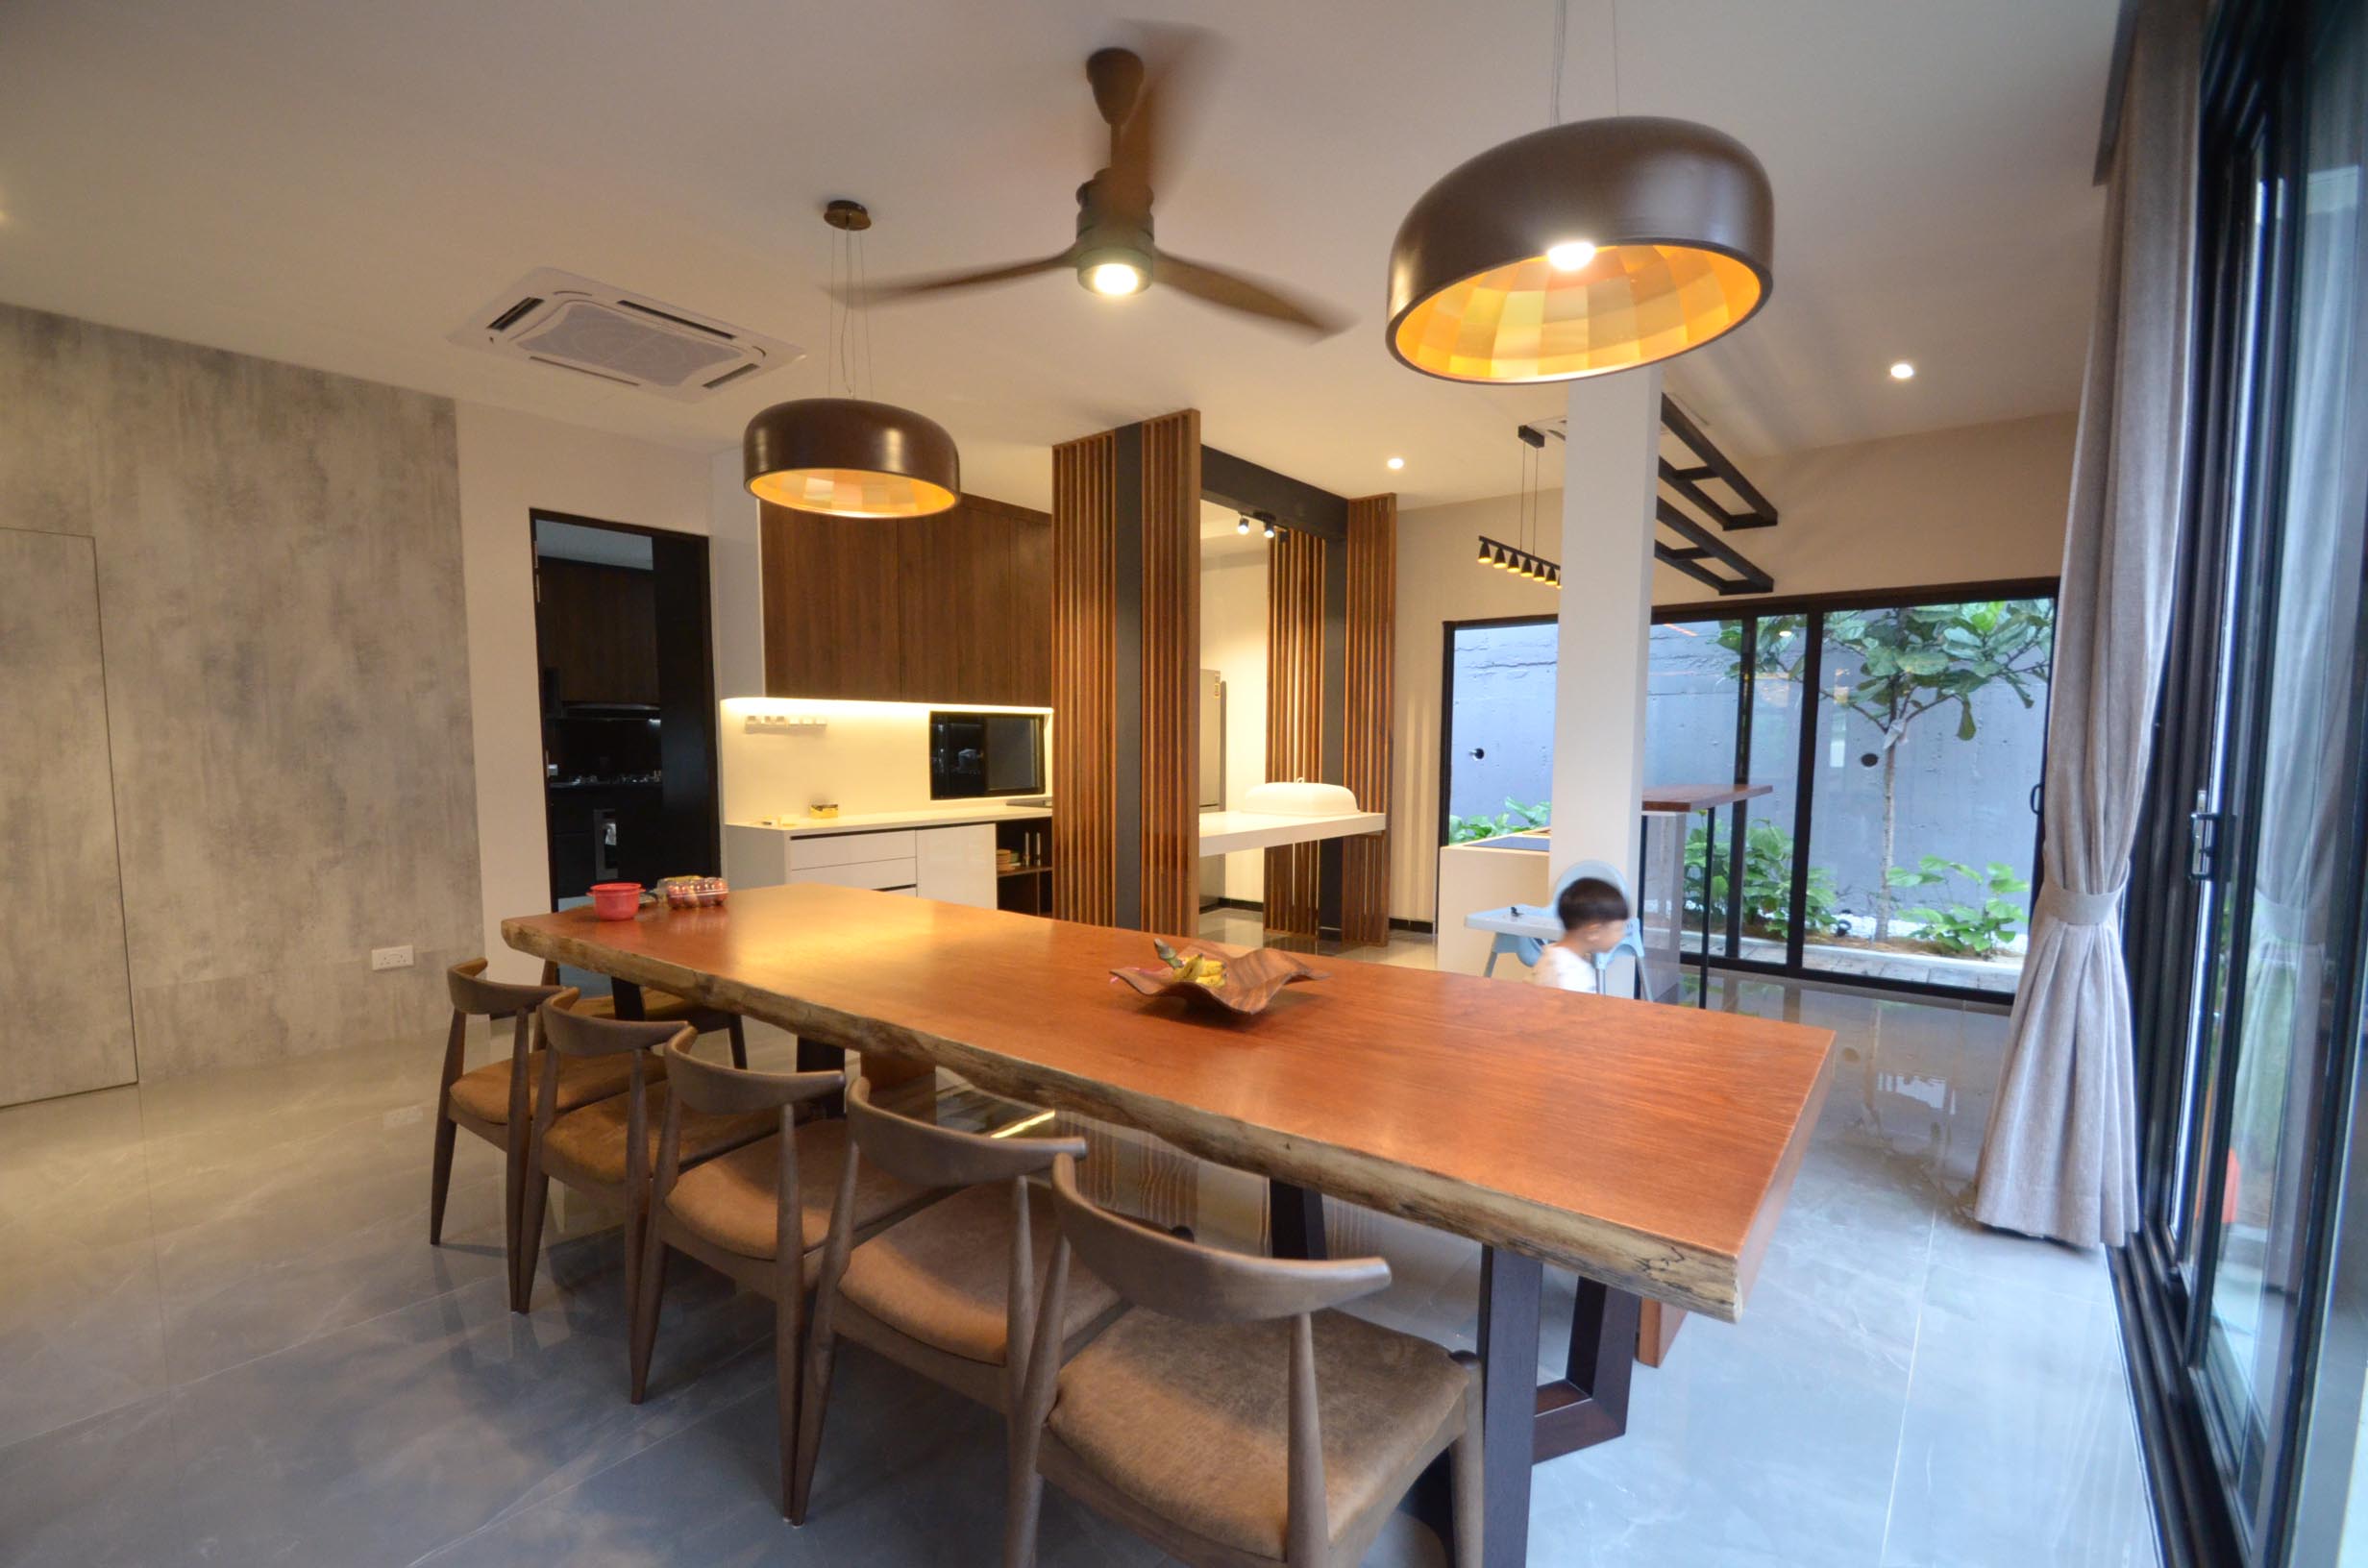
(504, 884, 1834, 1321)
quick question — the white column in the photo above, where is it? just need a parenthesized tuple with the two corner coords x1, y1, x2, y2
(1549, 366, 1661, 913)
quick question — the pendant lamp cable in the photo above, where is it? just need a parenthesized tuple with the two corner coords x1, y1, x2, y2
(1548, 0, 1567, 125)
(1551, 0, 1624, 124)
(858, 228, 876, 401)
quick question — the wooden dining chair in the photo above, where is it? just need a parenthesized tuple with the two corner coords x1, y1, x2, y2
(631, 1043, 939, 1514)
(789, 1078, 1124, 1523)
(1006, 1155, 1482, 1568)
(432, 960, 650, 1284)
(536, 958, 751, 1068)
(511, 1002, 777, 1319)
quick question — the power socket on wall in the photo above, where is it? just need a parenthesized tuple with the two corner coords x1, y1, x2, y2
(370, 945, 415, 971)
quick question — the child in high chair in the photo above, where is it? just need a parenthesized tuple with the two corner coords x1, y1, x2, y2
(1537, 876, 1629, 994)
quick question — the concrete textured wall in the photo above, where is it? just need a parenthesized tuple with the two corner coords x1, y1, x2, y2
(0, 304, 480, 1085)
(0, 528, 137, 1102)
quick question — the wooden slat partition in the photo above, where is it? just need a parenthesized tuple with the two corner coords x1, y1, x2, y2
(1137, 411, 1202, 939)
(1051, 431, 1117, 924)
(1342, 494, 1397, 947)
(1263, 527, 1327, 937)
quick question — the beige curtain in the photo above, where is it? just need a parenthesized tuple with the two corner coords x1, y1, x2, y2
(1972, 0, 2201, 1247)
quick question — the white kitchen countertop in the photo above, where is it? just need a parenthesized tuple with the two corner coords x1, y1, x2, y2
(1197, 809, 1386, 856)
(728, 803, 1052, 836)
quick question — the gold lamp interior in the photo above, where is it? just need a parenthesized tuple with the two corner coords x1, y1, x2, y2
(1393, 242, 1763, 383)
(747, 465, 957, 519)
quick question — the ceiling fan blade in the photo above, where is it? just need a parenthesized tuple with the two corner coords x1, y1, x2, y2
(1109, 25, 1221, 202)
(1155, 252, 1351, 338)
(841, 251, 1076, 306)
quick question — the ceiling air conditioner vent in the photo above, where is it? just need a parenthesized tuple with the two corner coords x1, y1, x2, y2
(449, 269, 800, 402)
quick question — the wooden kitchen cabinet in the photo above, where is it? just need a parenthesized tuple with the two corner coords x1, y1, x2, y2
(536, 557, 660, 705)
(760, 494, 1049, 706)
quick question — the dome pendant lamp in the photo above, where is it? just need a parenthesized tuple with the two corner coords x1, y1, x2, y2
(1385, 4, 1772, 384)
(743, 201, 960, 518)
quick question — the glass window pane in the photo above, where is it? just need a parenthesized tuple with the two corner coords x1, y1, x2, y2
(2204, 2, 2368, 1515)
(1799, 600, 2055, 994)
(1444, 621, 1556, 844)
(1645, 619, 1739, 957)
(1739, 615, 1811, 965)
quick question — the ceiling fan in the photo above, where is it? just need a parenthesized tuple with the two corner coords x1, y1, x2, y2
(845, 35, 1349, 338)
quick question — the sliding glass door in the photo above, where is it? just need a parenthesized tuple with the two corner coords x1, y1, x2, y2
(2121, 2, 2368, 1562)
(1642, 590, 2054, 1001)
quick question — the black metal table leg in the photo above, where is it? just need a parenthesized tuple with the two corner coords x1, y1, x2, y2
(610, 979, 645, 1019)
(1477, 1248, 1542, 1568)
(796, 1037, 848, 1115)
(1269, 1178, 1328, 1260)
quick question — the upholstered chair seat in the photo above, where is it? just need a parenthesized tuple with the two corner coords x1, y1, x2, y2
(836, 1181, 1121, 1367)
(790, 1079, 1122, 1526)
(663, 1121, 929, 1264)
(446, 1048, 656, 1125)
(632, 1044, 923, 1518)
(1046, 1308, 1471, 1560)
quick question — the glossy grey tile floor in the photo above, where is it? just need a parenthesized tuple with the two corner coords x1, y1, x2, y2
(0, 942, 2158, 1567)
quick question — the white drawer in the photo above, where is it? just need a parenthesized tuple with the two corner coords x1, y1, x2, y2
(789, 857, 918, 892)
(789, 829, 918, 870)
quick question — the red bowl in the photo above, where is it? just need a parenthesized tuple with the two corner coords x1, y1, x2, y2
(589, 882, 644, 920)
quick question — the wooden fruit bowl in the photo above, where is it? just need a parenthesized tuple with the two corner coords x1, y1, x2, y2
(1110, 938, 1328, 1017)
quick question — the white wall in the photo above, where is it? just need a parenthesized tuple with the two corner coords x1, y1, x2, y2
(1391, 411, 2076, 925)
(1198, 550, 1270, 900)
(708, 449, 766, 700)
(455, 403, 734, 978)
(1548, 368, 1660, 947)
(1665, 413, 2077, 605)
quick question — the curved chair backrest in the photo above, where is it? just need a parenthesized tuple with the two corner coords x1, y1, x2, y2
(1046, 1155, 1387, 1325)
(447, 957, 567, 1019)
(848, 1076, 1085, 1188)
(661, 1038, 843, 1117)
(538, 999, 681, 1062)
(1022, 1156, 1394, 1566)
(1543, 860, 1652, 994)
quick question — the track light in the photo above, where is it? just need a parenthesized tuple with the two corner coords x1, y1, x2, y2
(1236, 515, 1250, 535)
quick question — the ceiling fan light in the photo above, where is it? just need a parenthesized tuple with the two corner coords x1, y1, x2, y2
(743, 398, 960, 519)
(1386, 116, 1773, 383)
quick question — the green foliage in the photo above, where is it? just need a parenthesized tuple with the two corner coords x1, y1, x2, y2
(1718, 600, 2054, 940)
(1887, 855, 2033, 958)
(1722, 600, 2055, 741)
(1448, 797, 1551, 845)
(1683, 821, 1843, 940)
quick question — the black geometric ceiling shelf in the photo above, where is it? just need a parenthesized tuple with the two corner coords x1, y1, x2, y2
(1652, 395, 1777, 596)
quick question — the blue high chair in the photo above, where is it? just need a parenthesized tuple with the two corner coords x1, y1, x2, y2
(1482, 859, 1653, 996)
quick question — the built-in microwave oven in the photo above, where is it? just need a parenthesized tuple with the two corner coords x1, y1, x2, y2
(928, 710, 1047, 799)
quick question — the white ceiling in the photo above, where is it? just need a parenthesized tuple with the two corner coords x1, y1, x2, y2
(0, 0, 2117, 511)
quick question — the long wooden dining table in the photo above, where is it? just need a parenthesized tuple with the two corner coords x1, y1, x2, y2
(505, 882, 1833, 1566)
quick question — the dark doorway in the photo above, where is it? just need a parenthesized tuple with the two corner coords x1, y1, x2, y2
(530, 511, 722, 908)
